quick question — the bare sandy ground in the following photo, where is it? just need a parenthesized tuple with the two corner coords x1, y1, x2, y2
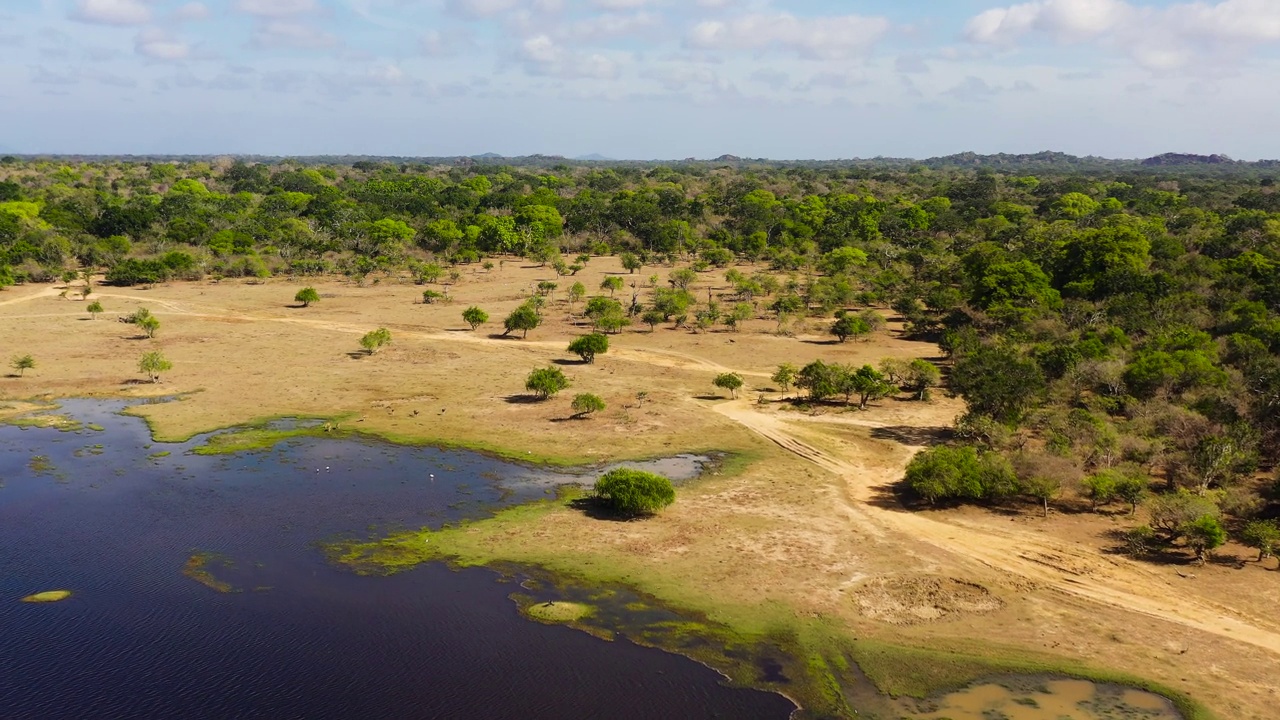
(2, 258, 1277, 718)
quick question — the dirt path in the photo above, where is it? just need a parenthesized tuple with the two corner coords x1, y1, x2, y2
(715, 399, 1280, 657)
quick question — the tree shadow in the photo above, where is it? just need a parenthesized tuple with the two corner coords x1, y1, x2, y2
(695, 394, 728, 401)
(120, 378, 153, 386)
(800, 338, 841, 345)
(346, 351, 370, 360)
(551, 358, 587, 366)
(869, 425, 955, 447)
(568, 496, 645, 522)
(502, 394, 544, 404)
(486, 333, 523, 341)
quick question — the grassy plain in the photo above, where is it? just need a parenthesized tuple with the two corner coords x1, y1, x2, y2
(2, 257, 1277, 718)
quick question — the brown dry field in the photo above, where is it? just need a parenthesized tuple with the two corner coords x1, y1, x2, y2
(2, 257, 1278, 718)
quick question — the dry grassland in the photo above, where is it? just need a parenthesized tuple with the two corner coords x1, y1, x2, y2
(2, 257, 1277, 718)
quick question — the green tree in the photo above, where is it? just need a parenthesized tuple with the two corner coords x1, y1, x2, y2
(846, 364, 895, 409)
(724, 302, 753, 332)
(620, 252, 642, 274)
(600, 276, 624, 296)
(950, 344, 1045, 425)
(525, 366, 570, 400)
(571, 393, 606, 418)
(668, 268, 696, 290)
(830, 313, 871, 343)
(359, 327, 392, 355)
(1114, 474, 1149, 514)
(1083, 471, 1118, 509)
(568, 281, 586, 305)
(1023, 475, 1062, 517)
(568, 333, 609, 363)
(797, 360, 840, 402)
(904, 445, 1019, 505)
(462, 306, 489, 330)
(504, 303, 542, 338)
(641, 309, 664, 332)
(138, 350, 172, 383)
(593, 468, 675, 516)
(1182, 515, 1226, 565)
(713, 372, 744, 399)
(11, 354, 34, 377)
(905, 359, 940, 401)
(294, 287, 320, 307)
(1240, 520, 1280, 563)
(138, 314, 160, 339)
(772, 363, 798, 398)
(87, 300, 104, 320)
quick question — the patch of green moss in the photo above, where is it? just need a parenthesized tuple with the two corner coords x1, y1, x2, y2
(21, 590, 72, 603)
(148, 451, 171, 459)
(86, 423, 105, 432)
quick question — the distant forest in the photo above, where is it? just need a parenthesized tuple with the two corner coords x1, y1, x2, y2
(2, 152, 1278, 556)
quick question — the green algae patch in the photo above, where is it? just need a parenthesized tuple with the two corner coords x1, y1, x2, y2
(21, 590, 72, 603)
(7, 414, 82, 432)
(86, 423, 105, 432)
(183, 553, 236, 593)
(148, 451, 171, 459)
(191, 422, 342, 455)
(522, 600, 595, 624)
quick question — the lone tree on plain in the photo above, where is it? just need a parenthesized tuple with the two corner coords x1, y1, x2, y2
(593, 468, 675, 517)
(600, 276, 624, 297)
(503, 303, 542, 338)
(360, 327, 392, 355)
(462, 306, 489, 330)
(11, 354, 35, 377)
(139, 314, 160, 339)
(713, 372, 744, 399)
(567, 333, 609, 363)
(525, 366, 570, 400)
(1241, 520, 1280, 563)
(620, 252, 642, 274)
(87, 300, 104, 320)
(295, 287, 320, 307)
(772, 363, 797, 399)
(139, 350, 172, 383)
(571, 393, 606, 418)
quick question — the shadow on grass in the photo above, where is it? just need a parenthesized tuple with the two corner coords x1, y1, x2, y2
(869, 425, 954, 447)
(694, 394, 728, 401)
(568, 496, 643, 522)
(486, 333, 525, 341)
(502, 394, 545, 404)
(800, 338, 841, 345)
(346, 351, 370, 360)
(551, 358, 588, 366)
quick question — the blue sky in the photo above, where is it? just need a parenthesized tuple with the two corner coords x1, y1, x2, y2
(2, 0, 1278, 158)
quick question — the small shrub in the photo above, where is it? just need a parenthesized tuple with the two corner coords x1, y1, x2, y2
(593, 468, 675, 516)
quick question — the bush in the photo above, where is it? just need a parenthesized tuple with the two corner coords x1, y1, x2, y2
(295, 287, 320, 307)
(593, 468, 675, 516)
(713, 372, 744, 398)
(359, 328, 392, 355)
(462, 306, 488, 330)
(571, 393, 606, 418)
(904, 445, 1020, 505)
(567, 333, 609, 363)
(525, 366, 569, 400)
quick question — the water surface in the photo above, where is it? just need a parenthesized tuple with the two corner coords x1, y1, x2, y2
(0, 400, 794, 720)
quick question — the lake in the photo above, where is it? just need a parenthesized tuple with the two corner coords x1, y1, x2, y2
(0, 399, 795, 719)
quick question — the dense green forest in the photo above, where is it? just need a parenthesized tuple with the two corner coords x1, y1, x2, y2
(2, 154, 1278, 561)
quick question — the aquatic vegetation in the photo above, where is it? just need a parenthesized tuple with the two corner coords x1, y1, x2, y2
(520, 599, 594, 624)
(7, 414, 83, 432)
(21, 590, 72, 603)
(86, 424, 105, 432)
(148, 451, 171, 459)
(183, 553, 236, 593)
(28, 455, 54, 475)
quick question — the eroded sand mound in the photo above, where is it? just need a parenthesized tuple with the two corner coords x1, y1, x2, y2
(850, 575, 1004, 625)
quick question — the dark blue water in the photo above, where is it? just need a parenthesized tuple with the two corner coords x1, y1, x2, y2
(0, 400, 795, 720)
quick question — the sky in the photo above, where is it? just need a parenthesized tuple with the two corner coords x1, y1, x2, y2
(1, 0, 1279, 159)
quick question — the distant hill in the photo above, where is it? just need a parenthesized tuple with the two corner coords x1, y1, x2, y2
(473, 152, 503, 159)
(575, 153, 613, 161)
(1141, 153, 1235, 166)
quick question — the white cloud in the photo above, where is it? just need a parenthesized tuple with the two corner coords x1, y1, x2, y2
(251, 21, 340, 49)
(445, 0, 522, 19)
(71, 0, 153, 26)
(172, 2, 211, 22)
(135, 28, 190, 60)
(518, 34, 621, 79)
(235, 0, 318, 18)
(965, 0, 1280, 69)
(687, 12, 890, 60)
